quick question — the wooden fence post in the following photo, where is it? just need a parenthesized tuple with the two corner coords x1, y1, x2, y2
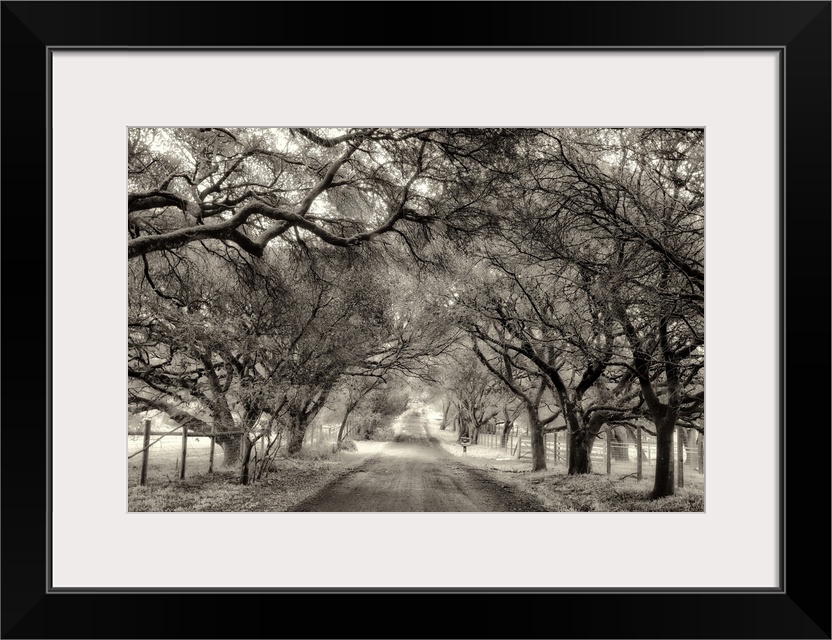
(208, 424, 216, 474)
(139, 418, 151, 486)
(553, 432, 558, 464)
(636, 423, 643, 481)
(605, 431, 612, 475)
(699, 434, 705, 474)
(179, 425, 188, 480)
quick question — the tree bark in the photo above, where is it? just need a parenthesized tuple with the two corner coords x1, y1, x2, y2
(566, 409, 599, 475)
(239, 436, 254, 485)
(568, 421, 592, 474)
(215, 433, 241, 468)
(336, 407, 353, 444)
(440, 402, 451, 430)
(552, 390, 592, 475)
(529, 414, 546, 471)
(652, 412, 678, 498)
(286, 418, 307, 456)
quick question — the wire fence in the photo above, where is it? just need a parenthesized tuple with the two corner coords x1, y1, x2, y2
(303, 423, 339, 446)
(130, 418, 703, 488)
(472, 430, 705, 481)
(128, 420, 342, 486)
(128, 432, 227, 484)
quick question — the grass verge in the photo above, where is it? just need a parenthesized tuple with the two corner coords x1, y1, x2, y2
(128, 447, 376, 512)
(427, 420, 703, 512)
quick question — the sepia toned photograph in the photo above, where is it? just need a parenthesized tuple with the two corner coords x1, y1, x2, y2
(9, 2, 817, 634)
(128, 127, 704, 512)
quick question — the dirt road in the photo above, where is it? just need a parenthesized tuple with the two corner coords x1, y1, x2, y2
(291, 411, 543, 512)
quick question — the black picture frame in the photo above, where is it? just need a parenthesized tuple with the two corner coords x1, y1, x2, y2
(2, 2, 829, 638)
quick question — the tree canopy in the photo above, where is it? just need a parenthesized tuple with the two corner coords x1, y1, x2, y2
(128, 127, 704, 496)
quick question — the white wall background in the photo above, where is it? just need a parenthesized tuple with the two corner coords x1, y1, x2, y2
(52, 51, 779, 589)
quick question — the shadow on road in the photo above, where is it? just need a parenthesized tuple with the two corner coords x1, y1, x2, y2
(291, 410, 544, 512)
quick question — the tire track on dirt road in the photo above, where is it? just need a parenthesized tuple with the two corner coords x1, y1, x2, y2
(291, 411, 544, 512)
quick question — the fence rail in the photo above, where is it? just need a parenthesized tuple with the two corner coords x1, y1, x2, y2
(129, 420, 343, 486)
(471, 429, 704, 481)
(131, 418, 703, 488)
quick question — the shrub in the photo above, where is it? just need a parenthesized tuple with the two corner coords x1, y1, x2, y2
(337, 438, 358, 452)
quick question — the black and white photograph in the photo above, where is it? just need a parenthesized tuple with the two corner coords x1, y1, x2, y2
(3, 0, 828, 634)
(128, 127, 705, 512)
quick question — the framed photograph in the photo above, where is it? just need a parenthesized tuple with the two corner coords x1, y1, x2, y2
(2, 1, 829, 638)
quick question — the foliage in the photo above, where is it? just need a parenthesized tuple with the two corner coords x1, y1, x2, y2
(127, 127, 704, 499)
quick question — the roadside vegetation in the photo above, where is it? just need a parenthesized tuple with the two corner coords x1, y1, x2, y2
(129, 441, 383, 512)
(129, 127, 704, 509)
(430, 421, 704, 512)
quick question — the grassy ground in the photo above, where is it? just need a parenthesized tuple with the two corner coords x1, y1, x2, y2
(128, 435, 227, 485)
(428, 417, 704, 512)
(128, 414, 704, 512)
(128, 441, 385, 512)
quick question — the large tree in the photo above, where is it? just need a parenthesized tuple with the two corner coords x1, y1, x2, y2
(127, 127, 524, 260)
(457, 259, 611, 474)
(520, 128, 704, 495)
(446, 128, 703, 489)
(128, 248, 291, 468)
(128, 127, 704, 499)
(129, 245, 381, 467)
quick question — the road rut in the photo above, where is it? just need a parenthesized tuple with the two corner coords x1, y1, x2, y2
(291, 414, 543, 512)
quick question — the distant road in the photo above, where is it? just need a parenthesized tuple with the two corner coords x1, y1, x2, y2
(291, 411, 543, 512)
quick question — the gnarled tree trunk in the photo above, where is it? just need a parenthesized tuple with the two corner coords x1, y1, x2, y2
(215, 433, 241, 468)
(566, 406, 592, 474)
(239, 436, 254, 485)
(652, 411, 678, 498)
(336, 407, 353, 445)
(568, 412, 607, 474)
(569, 430, 592, 474)
(439, 402, 451, 430)
(529, 414, 546, 471)
(286, 418, 308, 456)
